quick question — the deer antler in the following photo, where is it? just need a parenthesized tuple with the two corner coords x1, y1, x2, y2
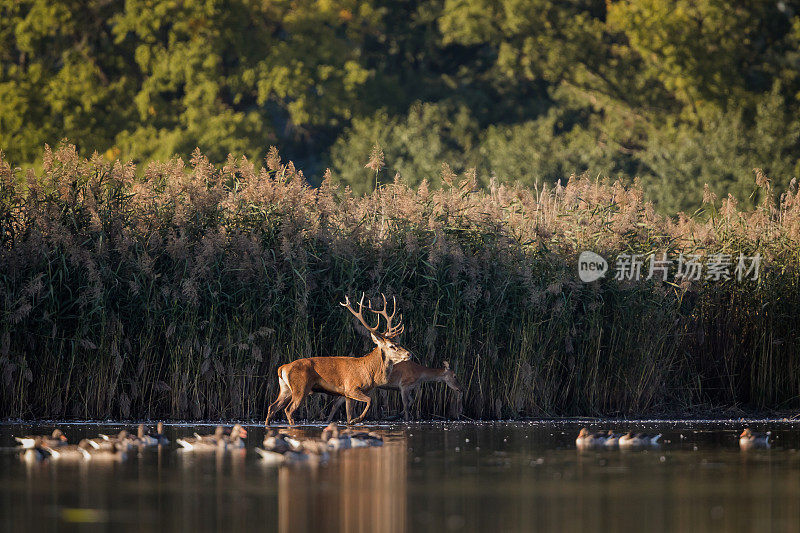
(340, 294, 381, 336)
(368, 293, 405, 338)
(340, 293, 405, 338)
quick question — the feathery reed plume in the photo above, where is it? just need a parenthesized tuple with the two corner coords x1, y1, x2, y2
(0, 144, 798, 420)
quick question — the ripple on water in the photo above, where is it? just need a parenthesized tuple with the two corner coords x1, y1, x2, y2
(1, 420, 799, 532)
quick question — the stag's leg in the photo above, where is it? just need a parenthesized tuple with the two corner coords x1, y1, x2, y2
(345, 389, 372, 424)
(325, 396, 346, 423)
(345, 397, 353, 423)
(265, 392, 291, 425)
(265, 373, 293, 425)
(284, 394, 305, 426)
(284, 379, 312, 426)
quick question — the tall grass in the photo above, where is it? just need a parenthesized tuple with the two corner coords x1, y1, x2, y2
(1, 145, 799, 420)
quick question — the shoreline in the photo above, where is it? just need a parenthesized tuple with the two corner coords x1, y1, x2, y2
(4, 416, 800, 426)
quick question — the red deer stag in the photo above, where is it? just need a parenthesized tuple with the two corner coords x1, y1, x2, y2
(325, 361, 463, 422)
(265, 294, 412, 426)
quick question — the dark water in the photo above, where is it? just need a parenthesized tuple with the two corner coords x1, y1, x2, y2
(2, 420, 800, 532)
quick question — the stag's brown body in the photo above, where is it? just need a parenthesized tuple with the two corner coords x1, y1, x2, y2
(303, 351, 390, 395)
(265, 294, 412, 426)
(278, 349, 393, 421)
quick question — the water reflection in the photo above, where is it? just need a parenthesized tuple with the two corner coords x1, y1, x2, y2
(278, 439, 406, 533)
(3, 422, 800, 532)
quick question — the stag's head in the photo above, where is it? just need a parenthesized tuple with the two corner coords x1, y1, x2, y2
(341, 293, 413, 364)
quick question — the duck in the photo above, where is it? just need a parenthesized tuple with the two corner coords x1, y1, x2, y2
(321, 423, 383, 449)
(20, 445, 56, 462)
(603, 431, 623, 449)
(618, 432, 661, 449)
(224, 425, 248, 449)
(256, 432, 329, 464)
(15, 429, 68, 449)
(177, 426, 227, 451)
(43, 444, 91, 461)
(136, 423, 169, 447)
(81, 433, 120, 452)
(196, 425, 226, 443)
(95, 430, 136, 452)
(262, 429, 298, 454)
(146, 422, 170, 446)
(322, 423, 353, 449)
(85, 441, 128, 462)
(260, 429, 302, 451)
(739, 428, 770, 449)
(575, 428, 607, 449)
(254, 446, 311, 465)
(293, 437, 331, 456)
(343, 429, 383, 447)
(254, 447, 290, 464)
(136, 424, 157, 446)
(79, 437, 107, 451)
(282, 435, 304, 450)
(641, 432, 661, 446)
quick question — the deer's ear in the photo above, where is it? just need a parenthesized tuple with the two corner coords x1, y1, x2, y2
(370, 332, 382, 346)
(443, 361, 450, 370)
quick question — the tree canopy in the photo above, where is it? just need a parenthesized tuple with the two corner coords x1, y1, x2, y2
(2, 0, 799, 211)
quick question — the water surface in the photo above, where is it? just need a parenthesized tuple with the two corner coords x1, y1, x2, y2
(2, 420, 799, 532)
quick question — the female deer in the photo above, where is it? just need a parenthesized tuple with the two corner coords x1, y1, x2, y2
(325, 361, 464, 421)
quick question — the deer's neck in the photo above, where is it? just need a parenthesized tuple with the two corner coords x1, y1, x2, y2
(418, 367, 446, 382)
(363, 346, 393, 386)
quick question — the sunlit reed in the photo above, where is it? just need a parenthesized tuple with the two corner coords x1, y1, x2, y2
(1, 144, 798, 419)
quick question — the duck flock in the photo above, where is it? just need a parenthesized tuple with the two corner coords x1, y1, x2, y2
(13, 424, 773, 464)
(14, 422, 383, 465)
(575, 427, 771, 450)
(575, 429, 662, 450)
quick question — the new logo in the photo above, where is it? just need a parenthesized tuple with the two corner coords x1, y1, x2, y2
(578, 251, 608, 282)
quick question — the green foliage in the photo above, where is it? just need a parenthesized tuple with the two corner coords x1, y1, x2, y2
(0, 0, 135, 162)
(477, 104, 639, 186)
(329, 101, 480, 193)
(2, 0, 800, 211)
(607, 0, 798, 120)
(641, 84, 800, 213)
(0, 0, 378, 164)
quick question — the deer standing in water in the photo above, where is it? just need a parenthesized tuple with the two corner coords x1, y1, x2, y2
(265, 294, 413, 426)
(325, 361, 464, 422)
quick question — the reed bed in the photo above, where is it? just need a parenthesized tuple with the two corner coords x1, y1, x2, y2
(1, 145, 799, 420)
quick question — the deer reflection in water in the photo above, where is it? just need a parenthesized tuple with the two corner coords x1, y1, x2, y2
(278, 433, 406, 533)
